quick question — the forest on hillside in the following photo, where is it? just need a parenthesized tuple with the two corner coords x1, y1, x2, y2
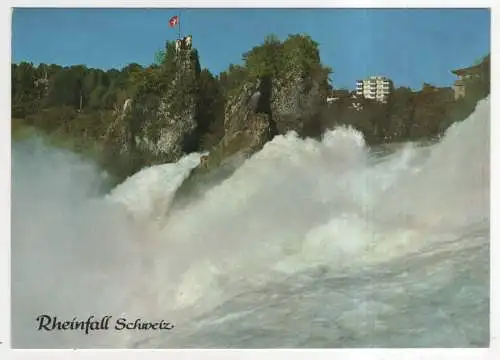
(11, 35, 490, 182)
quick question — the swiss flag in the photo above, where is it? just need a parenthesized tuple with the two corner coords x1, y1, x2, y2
(169, 16, 179, 27)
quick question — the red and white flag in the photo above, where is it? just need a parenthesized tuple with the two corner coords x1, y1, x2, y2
(169, 16, 179, 27)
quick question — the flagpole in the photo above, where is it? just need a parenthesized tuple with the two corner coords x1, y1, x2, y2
(178, 9, 182, 39)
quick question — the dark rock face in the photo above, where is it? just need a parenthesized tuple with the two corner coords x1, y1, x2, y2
(271, 70, 327, 137)
(216, 40, 329, 165)
(135, 49, 199, 162)
(224, 79, 262, 135)
(222, 77, 273, 155)
(104, 46, 201, 170)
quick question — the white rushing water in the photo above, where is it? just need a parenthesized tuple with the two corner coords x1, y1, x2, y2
(11, 97, 489, 348)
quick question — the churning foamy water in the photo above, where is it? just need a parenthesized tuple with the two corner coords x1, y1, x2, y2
(11, 97, 489, 348)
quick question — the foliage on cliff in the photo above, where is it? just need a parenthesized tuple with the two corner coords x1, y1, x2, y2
(204, 33, 332, 171)
(12, 39, 222, 181)
(11, 34, 490, 182)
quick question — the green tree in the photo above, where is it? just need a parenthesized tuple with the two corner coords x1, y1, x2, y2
(243, 34, 283, 80)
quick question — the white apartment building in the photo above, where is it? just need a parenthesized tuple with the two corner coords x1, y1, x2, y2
(355, 76, 393, 103)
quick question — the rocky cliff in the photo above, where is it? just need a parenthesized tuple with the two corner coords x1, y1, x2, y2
(103, 41, 202, 174)
(271, 36, 329, 136)
(198, 34, 331, 172)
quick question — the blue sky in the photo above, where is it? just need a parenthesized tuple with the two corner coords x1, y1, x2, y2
(12, 8, 490, 90)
